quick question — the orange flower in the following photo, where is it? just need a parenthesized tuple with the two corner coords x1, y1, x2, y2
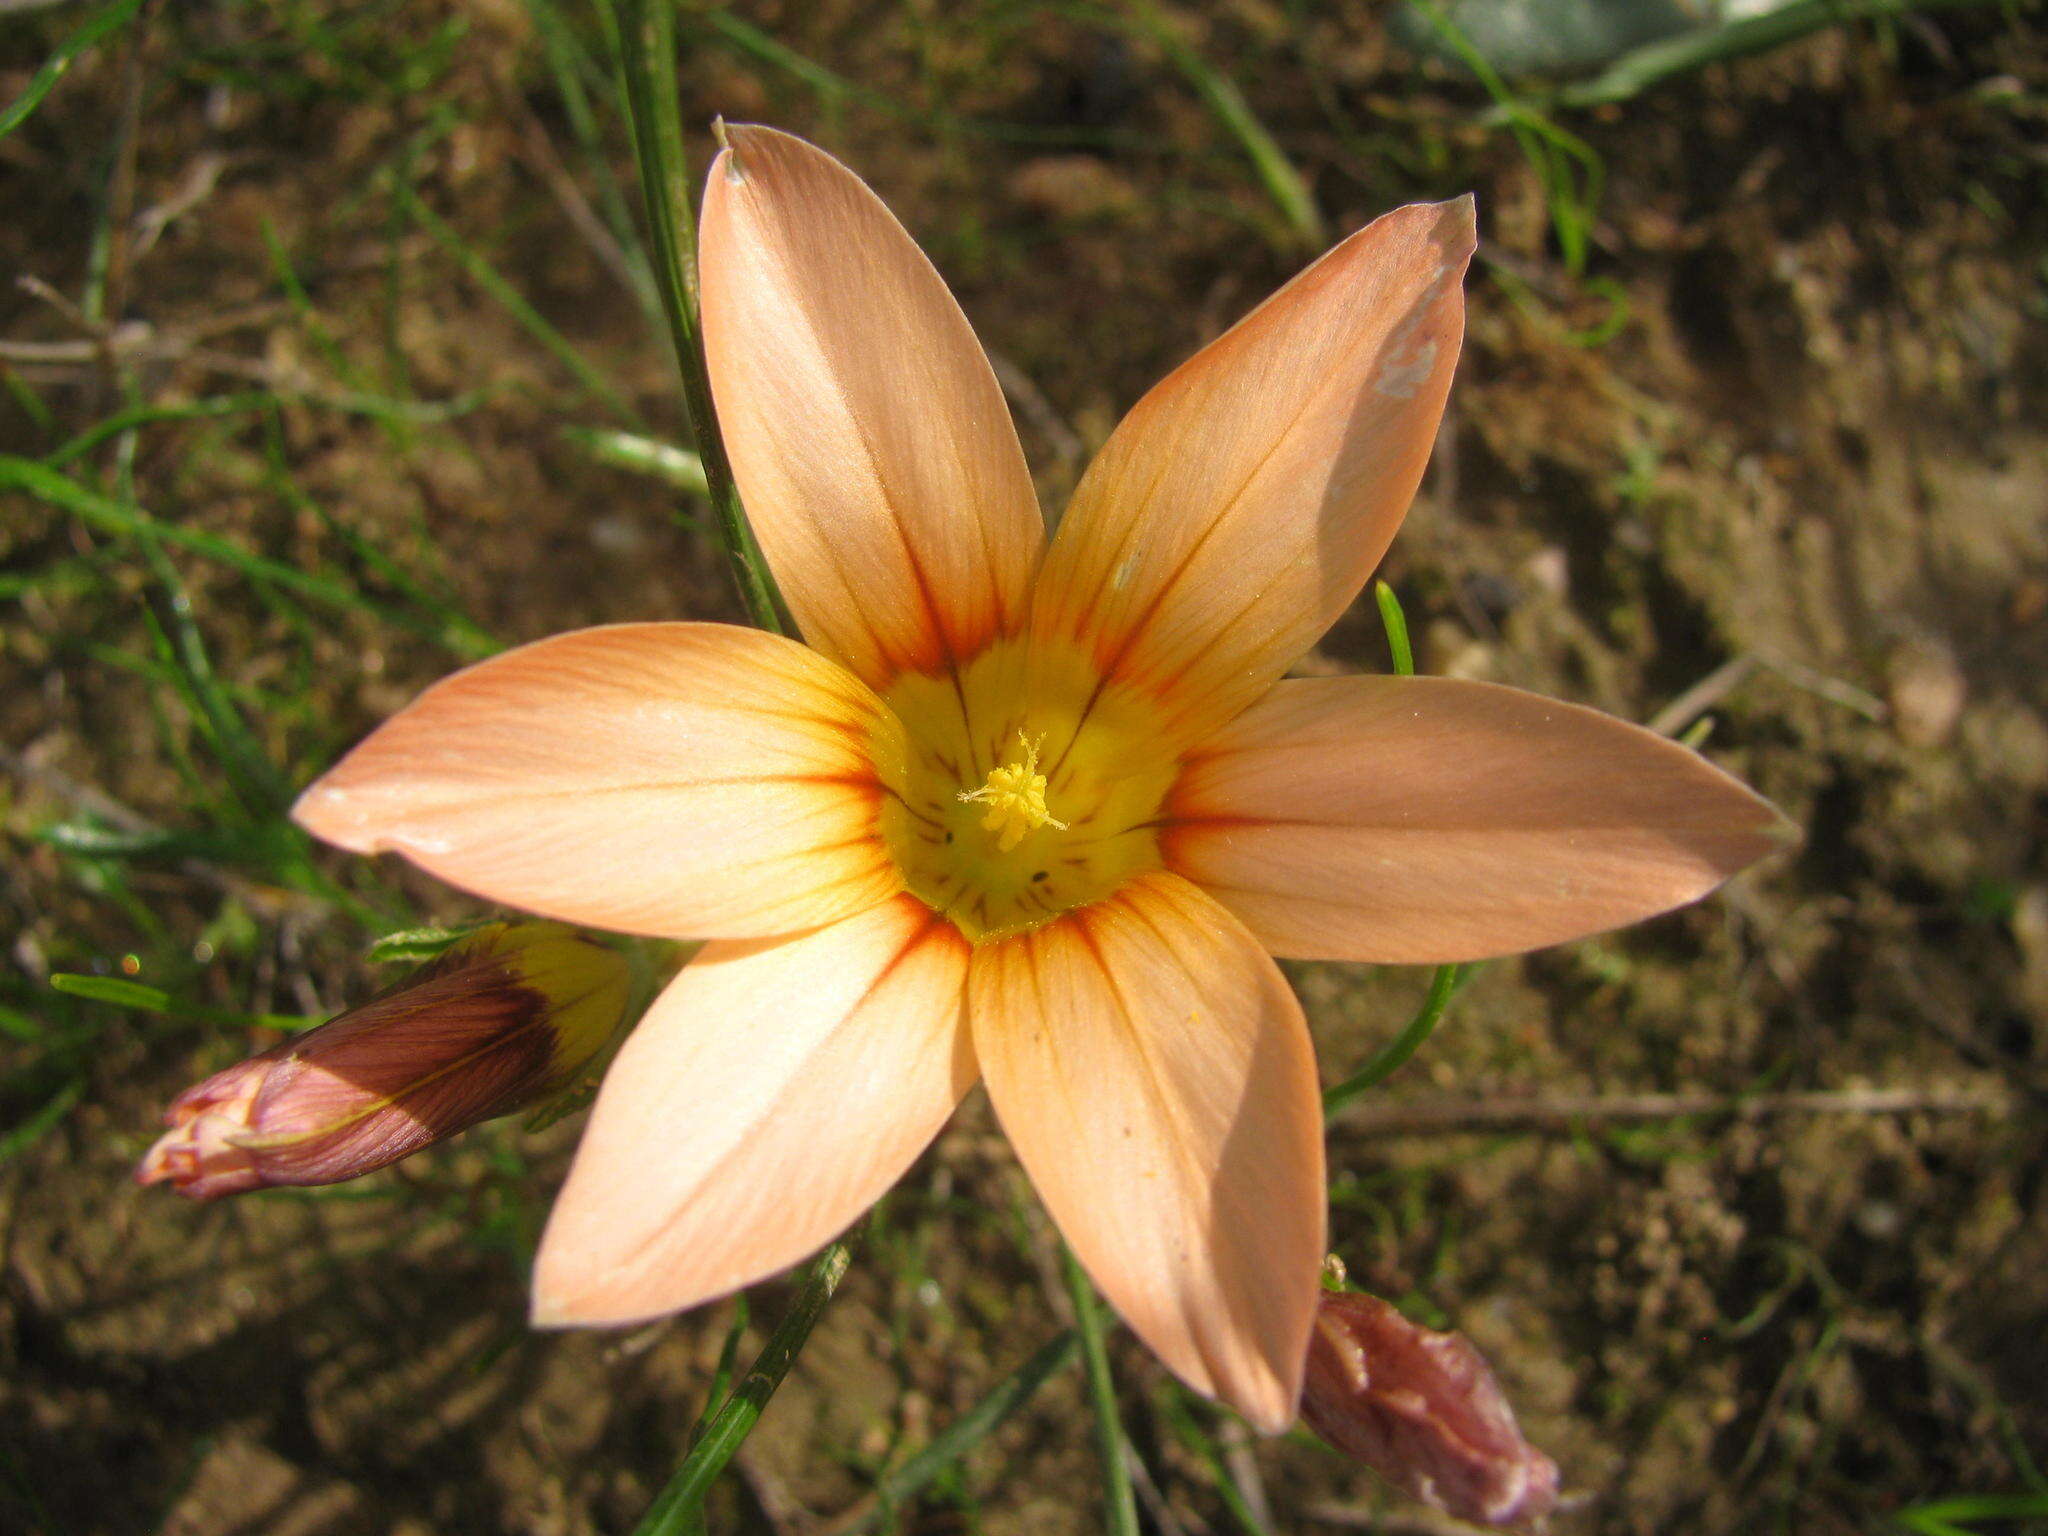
(293, 127, 1782, 1431)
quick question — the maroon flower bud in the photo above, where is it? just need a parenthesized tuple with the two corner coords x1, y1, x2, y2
(137, 923, 629, 1199)
(1302, 1289, 1560, 1527)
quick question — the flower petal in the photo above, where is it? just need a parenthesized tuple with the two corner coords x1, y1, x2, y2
(701, 125, 1043, 691)
(969, 872, 1325, 1432)
(532, 895, 971, 1325)
(1030, 198, 1475, 742)
(294, 623, 903, 940)
(1165, 676, 1789, 963)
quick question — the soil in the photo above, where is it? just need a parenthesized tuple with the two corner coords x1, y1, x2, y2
(2, 3, 2044, 1534)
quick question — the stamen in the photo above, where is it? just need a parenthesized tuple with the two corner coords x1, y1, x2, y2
(958, 732, 1069, 852)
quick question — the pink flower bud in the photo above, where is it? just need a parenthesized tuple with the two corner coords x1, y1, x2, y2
(137, 923, 629, 1199)
(1302, 1290, 1560, 1527)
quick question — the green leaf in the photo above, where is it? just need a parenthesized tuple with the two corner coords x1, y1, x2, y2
(48, 973, 173, 1011)
(365, 924, 490, 965)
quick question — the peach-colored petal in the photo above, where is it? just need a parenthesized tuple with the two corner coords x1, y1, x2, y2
(293, 623, 904, 940)
(1165, 676, 1789, 963)
(701, 124, 1043, 692)
(1030, 198, 1475, 743)
(969, 872, 1325, 1433)
(532, 895, 971, 1325)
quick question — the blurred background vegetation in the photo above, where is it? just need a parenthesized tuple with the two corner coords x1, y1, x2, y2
(2, 0, 2045, 1532)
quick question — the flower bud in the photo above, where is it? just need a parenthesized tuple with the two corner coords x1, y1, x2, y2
(137, 923, 629, 1199)
(1302, 1289, 1560, 1527)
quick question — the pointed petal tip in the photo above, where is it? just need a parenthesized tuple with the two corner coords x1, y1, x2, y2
(527, 1263, 649, 1332)
(971, 876, 1322, 1440)
(1417, 190, 1478, 265)
(1708, 799, 1797, 888)
(287, 775, 330, 833)
(1172, 678, 1791, 964)
(290, 772, 382, 855)
(1237, 1373, 1304, 1438)
(718, 119, 773, 151)
(1370, 189, 1476, 263)
(713, 119, 771, 181)
(1700, 764, 1798, 871)
(715, 122, 833, 193)
(527, 1280, 653, 1332)
(529, 1213, 651, 1331)
(1207, 1283, 1310, 1435)
(1763, 802, 1803, 850)
(526, 1293, 647, 1332)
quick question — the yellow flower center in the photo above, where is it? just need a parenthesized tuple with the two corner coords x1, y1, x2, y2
(958, 733, 1067, 852)
(874, 638, 1177, 943)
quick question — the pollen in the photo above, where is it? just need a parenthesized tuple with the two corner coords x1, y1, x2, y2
(959, 733, 1068, 852)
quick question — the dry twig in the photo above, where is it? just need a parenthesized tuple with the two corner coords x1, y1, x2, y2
(1331, 1084, 2009, 1138)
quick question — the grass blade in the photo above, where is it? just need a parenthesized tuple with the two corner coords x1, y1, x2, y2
(1893, 1489, 2048, 1535)
(696, 10, 1165, 153)
(393, 182, 638, 423)
(613, 0, 784, 632)
(0, 1080, 86, 1167)
(0, 456, 491, 657)
(1062, 1246, 1140, 1536)
(1127, 2, 1324, 251)
(1374, 580, 1415, 678)
(49, 973, 317, 1032)
(1155, 1387, 1274, 1536)
(1552, 0, 2010, 111)
(1323, 964, 1470, 1118)
(825, 1329, 1081, 1535)
(631, 1242, 851, 1534)
(0, 0, 144, 141)
(1411, 0, 1604, 274)
(563, 426, 710, 497)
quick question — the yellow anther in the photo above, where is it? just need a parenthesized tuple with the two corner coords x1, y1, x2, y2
(958, 732, 1068, 852)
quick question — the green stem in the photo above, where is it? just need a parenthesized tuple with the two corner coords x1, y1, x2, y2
(822, 1329, 1081, 1535)
(612, 0, 782, 633)
(673, 1297, 749, 1536)
(1322, 963, 1468, 1119)
(632, 1243, 850, 1535)
(1062, 1246, 1140, 1536)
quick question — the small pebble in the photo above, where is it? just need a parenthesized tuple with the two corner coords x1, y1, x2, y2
(1523, 545, 1570, 599)
(1886, 637, 1967, 748)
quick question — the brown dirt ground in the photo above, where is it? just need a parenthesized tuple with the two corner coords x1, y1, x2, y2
(3, 2, 2045, 1534)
